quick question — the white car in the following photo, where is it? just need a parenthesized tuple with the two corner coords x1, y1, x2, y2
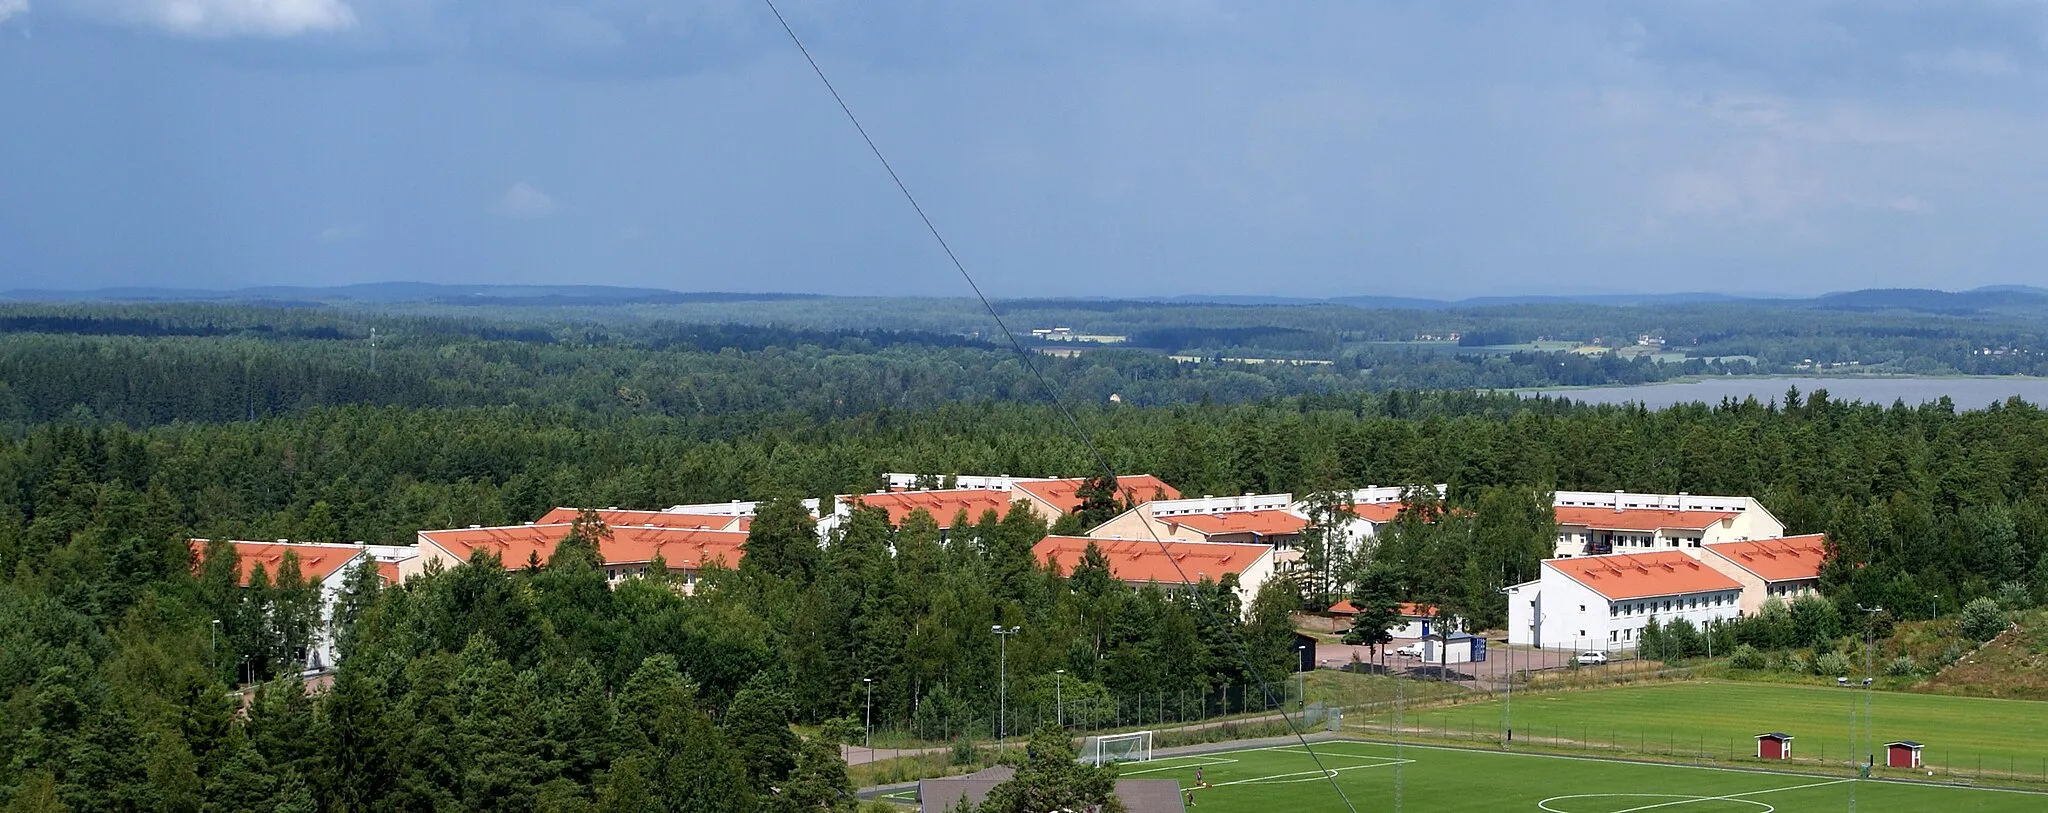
(1394, 643, 1425, 658)
(1577, 651, 1610, 666)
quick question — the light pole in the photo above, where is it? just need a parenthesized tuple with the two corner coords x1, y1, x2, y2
(862, 678, 873, 750)
(1931, 594, 1940, 620)
(992, 625, 1020, 745)
(1854, 603, 1883, 811)
(1054, 669, 1065, 728)
(1499, 587, 1514, 749)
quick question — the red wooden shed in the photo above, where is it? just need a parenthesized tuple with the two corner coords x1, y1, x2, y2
(1885, 741, 1923, 769)
(1755, 732, 1793, 760)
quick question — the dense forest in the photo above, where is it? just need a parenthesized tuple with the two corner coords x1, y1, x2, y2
(8, 301, 2048, 810)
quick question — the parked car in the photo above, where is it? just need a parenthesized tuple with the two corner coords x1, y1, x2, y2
(1576, 650, 1610, 666)
(1394, 643, 1425, 658)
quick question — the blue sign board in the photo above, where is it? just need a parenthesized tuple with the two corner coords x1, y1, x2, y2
(1470, 637, 1487, 663)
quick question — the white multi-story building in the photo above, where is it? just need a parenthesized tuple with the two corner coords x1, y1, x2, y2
(1033, 535, 1278, 617)
(1507, 550, 1745, 651)
(1551, 491, 1785, 558)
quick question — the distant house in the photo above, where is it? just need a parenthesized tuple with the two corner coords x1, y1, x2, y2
(189, 539, 416, 670)
(407, 523, 746, 593)
(917, 765, 1184, 813)
(1551, 491, 1786, 558)
(1324, 600, 1449, 639)
(535, 507, 744, 532)
(876, 472, 1182, 526)
(1507, 550, 1744, 651)
(1034, 535, 1277, 613)
(1700, 534, 1829, 614)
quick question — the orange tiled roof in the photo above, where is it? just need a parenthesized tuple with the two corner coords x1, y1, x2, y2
(418, 523, 747, 570)
(375, 560, 402, 585)
(1011, 475, 1183, 513)
(1548, 551, 1742, 600)
(846, 490, 1023, 528)
(188, 540, 362, 586)
(1163, 509, 1308, 538)
(1034, 535, 1270, 585)
(1349, 503, 1407, 522)
(1327, 599, 1438, 617)
(534, 507, 741, 531)
(1554, 506, 1739, 532)
(1705, 534, 1828, 583)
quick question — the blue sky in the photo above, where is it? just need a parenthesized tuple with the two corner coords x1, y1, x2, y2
(3, 2, 2047, 298)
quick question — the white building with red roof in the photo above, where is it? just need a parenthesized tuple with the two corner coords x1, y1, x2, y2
(1085, 485, 1443, 562)
(1032, 535, 1276, 614)
(1701, 534, 1830, 614)
(408, 522, 746, 592)
(876, 473, 1183, 525)
(189, 539, 416, 670)
(1551, 490, 1785, 558)
(1507, 550, 1745, 651)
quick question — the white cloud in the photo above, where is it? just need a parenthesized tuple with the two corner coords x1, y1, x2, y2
(0, 0, 27, 25)
(64, 0, 355, 37)
(490, 182, 559, 219)
(318, 224, 360, 242)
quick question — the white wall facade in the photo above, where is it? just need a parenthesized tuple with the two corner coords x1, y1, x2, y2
(1508, 561, 1745, 651)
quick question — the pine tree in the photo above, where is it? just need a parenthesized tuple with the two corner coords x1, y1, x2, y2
(740, 497, 821, 585)
(724, 676, 800, 795)
(327, 556, 383, 663)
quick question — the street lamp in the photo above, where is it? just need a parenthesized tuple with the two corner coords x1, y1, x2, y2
(1054, 669, 1066, 728)
(1931, 594, 1940, 620)
(992, 625, 1021, 745)
(862, 678, 873, 750)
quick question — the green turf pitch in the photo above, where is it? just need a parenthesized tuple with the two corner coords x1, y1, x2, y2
(1127, 741, 2042, 812)
(1363, 681, 2048, 775)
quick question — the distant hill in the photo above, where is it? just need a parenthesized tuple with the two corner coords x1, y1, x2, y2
(1, 283, 826, 306)
(1798, 288, 2048, 313)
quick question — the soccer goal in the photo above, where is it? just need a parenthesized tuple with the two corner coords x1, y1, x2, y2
(1087, 731, 1153, 765)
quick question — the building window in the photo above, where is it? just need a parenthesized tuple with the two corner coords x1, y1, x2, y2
(1579, 604, 1586, 612)
(1610, 631, 1618, 642)
(1610, 605, 1619, 617)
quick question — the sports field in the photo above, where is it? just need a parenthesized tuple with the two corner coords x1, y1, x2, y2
(1114, 740, 2043, 812)
(1352, 681, 2048, 780)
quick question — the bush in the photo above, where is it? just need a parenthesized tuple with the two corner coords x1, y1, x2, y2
(1810, 651, 1853, 677)
(1767, 650, 1800, 672)
(1885, 655, 1918, 676)
(1728, 644, 1766, 670)
(950, 736, 977, 766)
(820, 715, 863, 746)
(1959, 597, 2010, 642)
(1997, 581, 2035, 613)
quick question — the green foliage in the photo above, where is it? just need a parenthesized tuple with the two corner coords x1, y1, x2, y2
(1886, 655, 1919, 676)
(1809, 651, 1853, 677)
(1960, 597, 2011, 642)
(1340, 565, 1403, 647)
(1727, 644, 1766, 670)
(964, 724, 1127, 813)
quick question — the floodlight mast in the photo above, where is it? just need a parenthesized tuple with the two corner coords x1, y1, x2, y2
(992, 625, 1021, 746)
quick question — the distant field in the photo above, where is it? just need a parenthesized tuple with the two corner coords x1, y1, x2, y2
(1349, 681, 2048, 782)
(972, 741, 2043, 812)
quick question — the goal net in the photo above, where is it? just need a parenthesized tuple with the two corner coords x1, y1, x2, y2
(1088, 731, 1153, 766)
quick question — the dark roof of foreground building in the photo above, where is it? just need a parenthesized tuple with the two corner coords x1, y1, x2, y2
(917, 764, 1186, 813)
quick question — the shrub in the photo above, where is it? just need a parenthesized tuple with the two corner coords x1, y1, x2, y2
(1810, 651, 1852, 677)
(1959, 597, 2010, 642)
(1728, 644, 1766, 670)
(1997, 581, 2035, 613)
(1767, 650, 1800, 672)
(1885, 655, 1918, 676)
(951, 736, 977, 766)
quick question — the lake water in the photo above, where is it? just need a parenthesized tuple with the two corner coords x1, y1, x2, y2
(1521, 377, 2048, 410)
